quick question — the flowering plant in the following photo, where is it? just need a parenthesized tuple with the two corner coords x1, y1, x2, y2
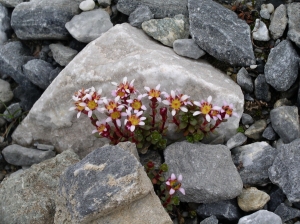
(70, 77, 236, 151)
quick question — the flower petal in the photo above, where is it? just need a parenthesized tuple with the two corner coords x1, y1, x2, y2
(130, 125, 135, 132)
(180, 107, 188, 112)
(193, 111, 201, 116)
(144, 86, 150, 92)
(166, 181, 170, 186)
(171, 109, 176, 116)
(171, 173, 176, 180)
(178, 174, 182, 182)
(169, 188, 175, 195)
(207, 96, 212, 103)
(116, 119, 121, 127)
(179, 188, 185, 195)
(193, 101, 201, 107)
(206, 114, 211, 122)
(162, 100, 170, 105)
(156, 84, 160, 90)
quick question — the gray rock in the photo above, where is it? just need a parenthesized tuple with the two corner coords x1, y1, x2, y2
(11, 0, 80, 40)
(244, 119, 267, 140)
(48, 67, 62, 83)
(226, 132, 247, 150)
(79, 0, 95, 11)
(164, 141, 243, 203)
(0, 79, 13, 111)
(2, 103, 22, 122)
(0, 117, 6, 127)
(237, 187, 270, 212)
(254, 74, 271, 102)
(200, 215, 218, 224)
(189, 0, 255, 66)
(270, 106, 300, 144)
(242, 113, 254, 125)
(173, 39, 206, 59)
(142, 14, 189, 47)
(265, 40, 299, 92)
(287, 3, 300, 47)
(56, 145, 154, 223)
(280, 81, 299, 99)
(49, 43, 78, 66)
(0, 3, 10, 44)
(65, 8, 113, 43)
(267, 186, 286, 212)
(269, 138, 300, 203)
(2, 144, 56, 166)
(0, 0, 24, 7)
(117, 0, 188, 18)
(260, 5, 271, 19)
(139, 149, 162, 169)
(23, 59, 55, 89)
(274, 98, 292, 108)
(98, 0, 111, 7)
(0, 150, 80, 224)
(269, 4, 287, 40)
(128, 5, 154, 28)
(197, 199, 242, 222)
(252, 19, 270, 41)
(274, 203, 300, 222)
(262, 124, 278, 141)
(34, 143, 55, 151)
(237, 210, 282, 224)
(12, 24, 244, 158)
(237, 67, 253, 93)
(13, 85, 43, 112)
(232, 142, 278, 186)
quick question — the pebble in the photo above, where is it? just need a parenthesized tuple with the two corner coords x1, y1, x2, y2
(244, 119, 267, 140)
(237, 187, 270, 212)
(79, 0, 95, 11)
(252, 19, 270, 41)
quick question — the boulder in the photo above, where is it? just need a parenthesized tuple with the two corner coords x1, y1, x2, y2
(49, 43, 78, 66)
(188, 0, 255, 66)
(287, 3, 300, 47)
(12, 23, 244, 158)
(269, 4, 287, 40)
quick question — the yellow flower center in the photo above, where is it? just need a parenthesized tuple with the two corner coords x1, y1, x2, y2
(224, 106, 233, 115)
(211, 110, 219, 116)
(111, 111, 121, 120)
(169, 179, 181, 190)
(171, 98, 181, 110)
(116, 89, 126, 98)
(131, 100, 142, 111)
(87, 101, 97, 110)
(106, 101, 117, 111)
(201, 103, 212, 115)
(149, 89, 160, 98)
(97, 124, 106, 133)
(128, 115, 140, 126)
(75, 102, 84, 111)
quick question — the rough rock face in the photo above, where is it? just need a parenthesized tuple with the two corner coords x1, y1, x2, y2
(188, 0, 255, 66)
(287, 3, 300, 47)
(0, 150, 80, 224)
(164, 141, 243, 203)
(117, 0, 188, 18)
(269, 4, 287, 40)
(12, 23, 244, 158)
(11, 0, 81, 40)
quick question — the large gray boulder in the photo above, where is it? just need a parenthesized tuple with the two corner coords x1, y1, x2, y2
(164, 141, 243, 203)
(11, 0, 81, 40)
(117, 0, 188, 18)
(0, 0, 24, 7)
(287, 3, 300, 47)
(188, 0, 255, 66)
(0, 150, 80, 224)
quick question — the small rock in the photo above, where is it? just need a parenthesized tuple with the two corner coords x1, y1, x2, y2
(270, 106, 300, 144)
(79, 0, 95, 11)
(267, 186, 286, 212)
(250, 65, 257, 69)
(287, 3, 300, 47)
(237, 67, 253, 93)
(244, 119, 267, 140)
(3, 103, 22, 122)
(237, 210, 282, 224)
(200, 215, 218, 224)
(253, 19, 270, 41)
(2, 144, 56, 166)
(269, 4, 287, 40)
(267, 3, 275, 13)
(274, 203, 300, 222)
(262, 124, 278, 140)
(280, 81, 299, 99)
(142, 14, 189, 47)
(273, 98, 292, 108)
(128, 5, 154, 28)
(48, 67, 62, 83)
(0, 79, 13, 111)
(34, 143, 55, 151)
(0, 117, 6, 128)
(237, 187, 270, 212)
(173, 39, 206, 59)
(242, 113, 254, 125)
(260, 5, 271, 19)
(49, 43, 78, 66)
(226, 132, 247, 150)
(254, 74, 271, 102)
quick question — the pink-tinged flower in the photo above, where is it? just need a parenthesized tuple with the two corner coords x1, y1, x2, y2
(112, 77, 136, 99)
(126, 95, 147, 113)
(209, 106, 222, 121)
(144, 84, 162, 102)
(162, 90, 191, 116)
(193, 96, 219, 122)
(102, 96, 124, 113)
(221, 101, 238, 119)
(106, 106, 127, 127)
(92, 120, 109, 135)
(124, 108, 146, 132)
(166, 173, 185, 195)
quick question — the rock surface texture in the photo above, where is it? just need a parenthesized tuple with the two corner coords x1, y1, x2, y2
(12, 23, 244, 158)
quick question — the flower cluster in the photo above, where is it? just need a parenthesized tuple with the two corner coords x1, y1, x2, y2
(70, 77, 237, 149)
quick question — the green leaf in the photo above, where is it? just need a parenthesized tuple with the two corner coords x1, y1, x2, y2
(158, 176, 165, 182)
(179, 122, 188, 129)
(160, 163, 168, 172)
(190, 118, 198, 126)
(172, 196, 180, 205)
(188, 125, 195, 133)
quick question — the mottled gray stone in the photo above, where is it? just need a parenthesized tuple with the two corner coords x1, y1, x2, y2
(49, 44, 78, 67)
(237, 187, 270, 212)
(128, 5, 154, 28)
(269, 4, 287, 40)
(117, 0, 188, 18)
(2, 103, 22, 122)
(197, 200, 242, 222)
(252, 19, 270, 41)
(267, 186, 286, 212)
(242, 113, 254, 125)
(269, 138, 300, 203)
(200, 215, 218, 224)
(0, 3, 10, 44)
(244, 120, 267, 140)
(0, 150, 80, 224)
(11, 0, 80, 40)
(255, 74, 271, 102)
(226, 132, 247, 150)
(262, 124, 278, 141)
(265, 40, 299, 92)
(57, 145, 153, 223)
(232, 142, 278, 186)
(2, 144, 55, 166)
(237, 210, 282, 224)
(23, 59, 55, 89)
(189, 0, 255, 66)
(274, 203, 300, 222)
(274, 98, 292, 108)
(0, 79, 13, 111)
(13, 85, 43, 112)
(237, 67, 253, 93)
(173, 39, 206, 59)
(65, 8, 113, 43)
(139, 149, 162, 169)
(142, 14, 189, 47)
(270, 106, 300, 144)
(0, 0, 24, 7)
(287, 3, 300, 47)
(260, 5, 270, 19)
(164, 141, 243, 203)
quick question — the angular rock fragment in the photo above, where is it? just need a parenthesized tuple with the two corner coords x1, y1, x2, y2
(274, 203, 300, 222)
(287, 3, 300, 47)
(237, 210, 282, 224)
(49, 44, 78, 67)
(237, 187, 270, 212)
(129, 5, 154, 28)
(269, 4, 287, 40)
(173, 39, 206, 59)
